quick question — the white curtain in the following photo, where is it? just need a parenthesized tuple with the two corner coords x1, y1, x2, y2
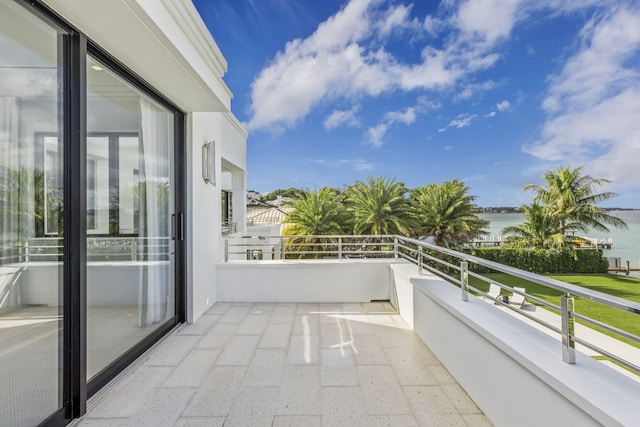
(137, 98, 172, 327)
(0, 97, 22, 308)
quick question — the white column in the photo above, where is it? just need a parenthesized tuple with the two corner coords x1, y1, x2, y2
(232, 170, 247, 235)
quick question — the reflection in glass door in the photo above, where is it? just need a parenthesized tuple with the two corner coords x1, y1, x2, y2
(0, 0, 65, 424)
(86, 55, 175, 380)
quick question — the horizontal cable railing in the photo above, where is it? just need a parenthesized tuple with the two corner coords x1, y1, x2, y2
(0, 237, 171, 263)
(225, 234, 640, 375)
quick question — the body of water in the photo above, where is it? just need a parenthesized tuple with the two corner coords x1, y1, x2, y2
(478, 210, 640, 269)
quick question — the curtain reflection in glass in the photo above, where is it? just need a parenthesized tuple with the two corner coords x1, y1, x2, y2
(86, 56, 175, 378)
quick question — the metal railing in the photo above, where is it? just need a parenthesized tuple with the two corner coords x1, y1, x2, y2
(225, 234, 640, 374)
(0, 237, 171, 263)
(224, 234, 398, 262)
(222, 221, 237, 236)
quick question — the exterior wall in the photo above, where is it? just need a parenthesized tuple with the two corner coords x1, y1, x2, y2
(43, 0, 230, 112)
(188, 112, 248, 322)
(221, 112, 248, 236)
(220, 113, 247, 172)
(188, 113, 221, 322)
(217, 260, 397, 302)
(390, 264, 640, 427)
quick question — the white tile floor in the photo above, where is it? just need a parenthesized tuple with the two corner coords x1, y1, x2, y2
(77, 302, 492, 426)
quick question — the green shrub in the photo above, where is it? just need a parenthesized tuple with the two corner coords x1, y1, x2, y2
(456, 247, 608, 274)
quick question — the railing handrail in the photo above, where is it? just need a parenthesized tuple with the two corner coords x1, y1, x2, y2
(225, 233, 640, 373)
(224, 233, 640, 314)
(397, 235, 640, 314)
(1, 236, 172, 263)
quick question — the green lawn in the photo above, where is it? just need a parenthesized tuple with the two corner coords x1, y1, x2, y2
(469, 273, 640, 349)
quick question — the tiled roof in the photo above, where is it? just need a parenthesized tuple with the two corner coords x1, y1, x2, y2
(246, 206, 293, 225)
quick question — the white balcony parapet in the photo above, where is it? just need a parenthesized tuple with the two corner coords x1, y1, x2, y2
(224, 234, 640, 375)
(219, 236, 640, 426)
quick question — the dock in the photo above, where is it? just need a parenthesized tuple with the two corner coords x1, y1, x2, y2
(469, 236, 505, 246)
(608, 266, 640, 273)
(470, 235, 613, 249)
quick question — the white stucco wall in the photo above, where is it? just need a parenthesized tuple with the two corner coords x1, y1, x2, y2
(188, 113, 221, 322)
(390, 263, 640, 427)
(217, 260, 398, 302)
(188, 112, 248, 322)
(43, 0, 230, 112)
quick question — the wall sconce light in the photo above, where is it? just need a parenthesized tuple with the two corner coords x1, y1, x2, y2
(202, 141, 215, 185)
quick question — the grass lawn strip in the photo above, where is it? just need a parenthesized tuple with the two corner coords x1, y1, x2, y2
(469, 274, 640, 350)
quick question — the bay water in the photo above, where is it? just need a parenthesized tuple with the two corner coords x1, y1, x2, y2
(478, 210, 640, 271)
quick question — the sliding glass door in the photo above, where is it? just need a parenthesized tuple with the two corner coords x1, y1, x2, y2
(0, 2, 184, 424)
(86, 55, 176, 380)
(0, 1, 65, 424)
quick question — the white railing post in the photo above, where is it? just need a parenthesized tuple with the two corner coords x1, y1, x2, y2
(561, 293, 576, 364)
(394, 236, 398, 258)
(418, 249, 423, 275)
(224, 239, 229, 262)
(460, 261, 469, 302)
(280, 236, 285, 260)
(338, 237, 342, 259)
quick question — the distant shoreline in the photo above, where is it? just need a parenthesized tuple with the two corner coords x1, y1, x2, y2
(478, 208, 640, 213)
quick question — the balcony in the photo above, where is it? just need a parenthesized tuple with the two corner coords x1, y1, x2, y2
(78, 301, 490, 426)
(78, 235, 640, 426)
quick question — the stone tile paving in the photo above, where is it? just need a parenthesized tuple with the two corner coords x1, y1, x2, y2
(77, 302, 491, 426)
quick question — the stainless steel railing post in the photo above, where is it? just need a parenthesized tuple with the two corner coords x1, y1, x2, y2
(418, 248, 423, 274)
(338, 237, 342, 259)
(561, 293, 576, 364)
(224, 239, 229, 262)
(461, 261, 469, 302)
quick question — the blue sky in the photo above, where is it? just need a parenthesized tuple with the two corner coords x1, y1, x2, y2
(193, 0, 640, 208)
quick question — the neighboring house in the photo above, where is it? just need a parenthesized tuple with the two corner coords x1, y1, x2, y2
(225, 202, 293, 261)
(0, 0, 246, 425)
(246, 189, 262, 205)
(247, 205, 292, 228)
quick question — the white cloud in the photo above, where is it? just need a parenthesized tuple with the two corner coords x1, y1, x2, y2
(365, 123, 389, 148)
(423, 15, 444, 37)
(385, 107, 416, 125)
(444, 145, 453, 150)
(455, 0, 522, 46)
(448, 113, 477, 128)
(246, 0, 619, 134)
(496, 100, 511, 111)
(455, 80, 497, 101)
(485, 111, 496, 118)
(246, 0, 507, 133)
(378, 4, 420, 38)
(324, 105, 361, 129)
(311, 158, 374, 171)
(524, 6, 640, 190)
(365, 106, 417, 147)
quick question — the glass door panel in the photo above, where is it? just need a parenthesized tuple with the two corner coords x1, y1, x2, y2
(86, 56, 175, 379)
(0, 0, 65, 424)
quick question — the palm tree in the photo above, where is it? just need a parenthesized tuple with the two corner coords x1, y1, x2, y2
(524, 166, 627, 233)
(282, 188, 346, 258)
(344, 176, 412, 236)
(500, 203, 569, 249)
(283, 187, 346, 236)
(410, 179, 488, 247)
